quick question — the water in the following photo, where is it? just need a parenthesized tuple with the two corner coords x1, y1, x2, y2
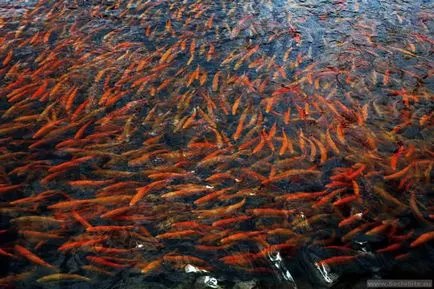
(0, 0, 433, 288)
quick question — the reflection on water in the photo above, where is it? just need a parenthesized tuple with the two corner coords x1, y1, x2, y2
(0, 0, 433, 288)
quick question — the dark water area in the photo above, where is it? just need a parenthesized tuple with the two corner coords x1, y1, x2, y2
(0, 0, 433, 288)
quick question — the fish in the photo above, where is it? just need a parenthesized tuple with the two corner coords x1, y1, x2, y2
(0, 0, 432, 286)
(14, 245, 57, 270)
(410, 230, 434, 247)
(139, 259, 162, 275)
(37, 273, 91, 283)
(130, 180, 169, 206)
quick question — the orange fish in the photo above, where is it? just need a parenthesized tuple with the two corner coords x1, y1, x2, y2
(15, 245, 56, 270)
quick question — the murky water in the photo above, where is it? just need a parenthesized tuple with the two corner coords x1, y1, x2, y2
(0, 0, 433, 288)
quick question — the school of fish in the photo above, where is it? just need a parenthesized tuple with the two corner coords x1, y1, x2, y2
(0, 0, 433, 288)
